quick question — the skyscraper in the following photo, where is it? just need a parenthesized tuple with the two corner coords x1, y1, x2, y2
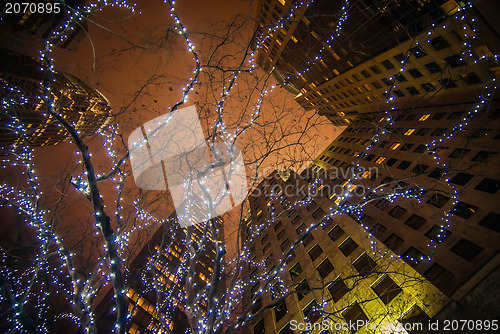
(310, 100, 500, 301)
(241, 171, 448, 334)
(95, 213, 223, 334)
(0, 48, 111, 150)
(253, 0, 499, 125)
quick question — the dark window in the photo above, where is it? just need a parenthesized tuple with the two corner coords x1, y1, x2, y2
(253, 298, 263, 313)
(414, 145, 427, 153)
(400, 143, 414, 151)
(415, 128, 429, 136)
(431, 128, 447, 136)
(274, 300, 288, 321)
(384, 233, 404, 251)
(393, 89, 405, 97)
(280, 239, 291, 252)
(328, 225, 344, 242)
(450, 239, 483, 261)
(372, 81, 382, 89)
(381, 78, 393, 86)
(360, 215, 375, 227)
(408, 68, 423, 78)
(478, 212, 500, 233)
(450, 202, 478, 219)
(277, 229, 286, 240)
(425, 225, 451, 243)
(296, 279, 311, 300)
(445, 54, 465, 68)
(397, 161, 411, 170)
(425, 62, 441, 73)
(291, 215, 301, 226)
(464, 72, 482, 85)
(447, 111, 463, 120)
(289, 263, 302, 280)
(471, 151, 497, 162)
(302, 233, 314, 247)
(429, 36, 450, 50)
(386, 158, 398, 166)
(253, 319, 265, 334)
(361, 70, 371, 78)
(296, 223, 307, 236)
(400, 304, 431, 333)
(370, 65, 382, 74)
(306, 201, 318, 211)
(303, 300, 321, 323)
(410, 45, 427, 58)
(274, 221, 283, 231)
(424, 263, 454, 292)
(412, 164, 429, 174)
(308, 244, 323, 261)
(342, 302, 368, 332)
(394, 73, 407, 82)
(389, 205, 407, 219)
(381, 59, 394, 69)
(278, 324, 292, 334)
(420, 82, 436, 92)
(379, 140, 389, 148)
(440, 78, 457, 88)
(316, 258, 334, 278)
(449, 148, 470, 159)
(353, 253, 376, 276)
(450, 173, 474, 186)
(328, 277, 349, 302)
(426, 193, 450, 208)
(402, 247, 425, 267)
(372, 275, 402, 304)
(394, 53, 406, 63)
(263, 243, 271, 254)
(406, 86, 420, 95)
(375, 198, 392, 211)
(372, 223, 387, 238)
(339, 237, 358, 256)
(312, 207, 325, 220)
(405, 214, 427, 230)
(251, 282, 260, 295)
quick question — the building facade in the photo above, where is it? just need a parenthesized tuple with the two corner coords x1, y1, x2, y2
(309, 99, 500, 302)
(253, 0, 500, 125)
(241, 170, 450, 334)
(95, 213, 223, 334)
(0, 48, 111, 150)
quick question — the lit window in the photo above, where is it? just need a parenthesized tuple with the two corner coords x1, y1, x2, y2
(419, 114, 430, 121)
(389, 143, 401, 150)
(375, 157, 386, 164)
(404, 128, 415, 135)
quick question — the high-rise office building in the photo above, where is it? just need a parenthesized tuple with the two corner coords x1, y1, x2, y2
(241, 170, 449, 334)
(95, 213, 223, 334)
(253, 0, 499, 125)
(0, 48, 111, 150)
(309, 100, 500, 302)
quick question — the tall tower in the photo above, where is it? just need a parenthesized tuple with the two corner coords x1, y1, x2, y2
(241, 170, 448, 334)
(253, 0, 499, 125)
(0, 48, 111, 150)
(94, 213, 224, 333)
(310, 100, 500, 302)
